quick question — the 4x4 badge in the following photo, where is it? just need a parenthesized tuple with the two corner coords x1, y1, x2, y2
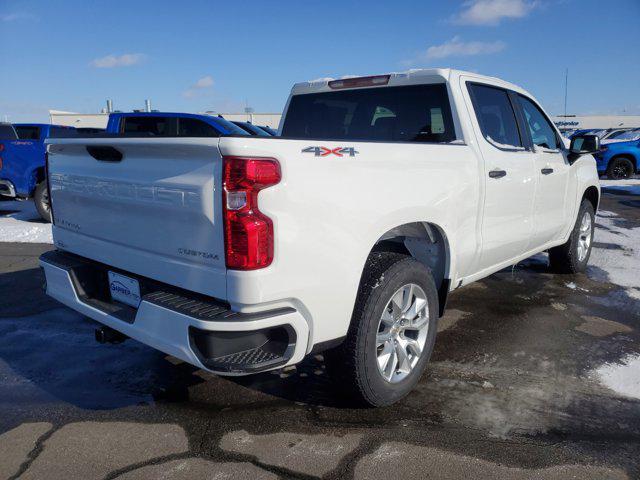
(302, 146, 359, 157)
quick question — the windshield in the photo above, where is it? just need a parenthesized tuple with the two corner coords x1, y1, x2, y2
(606, 130, 629, 139)
(281, 84, 456, 143)
(208, 117, 249, 135)
(233, 122, 270, 136)
(257, 125, 277, 135)
(609, 129, 640, 142)
(590, 129, 608, 138)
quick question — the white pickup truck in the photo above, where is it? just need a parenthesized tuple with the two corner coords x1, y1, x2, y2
(41, 69, 601, 406)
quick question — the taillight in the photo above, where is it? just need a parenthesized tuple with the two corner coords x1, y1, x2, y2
(223, 156, 281, 270)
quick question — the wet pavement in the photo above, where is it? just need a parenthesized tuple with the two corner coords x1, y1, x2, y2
(0, 187, 639, 479)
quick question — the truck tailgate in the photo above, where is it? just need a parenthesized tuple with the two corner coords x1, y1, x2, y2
(46, 138, 227, 299)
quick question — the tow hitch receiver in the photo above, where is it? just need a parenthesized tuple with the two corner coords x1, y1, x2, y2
(95, 326, 128, 344)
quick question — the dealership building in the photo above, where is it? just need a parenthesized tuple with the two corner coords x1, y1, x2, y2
(551, 115, 640, 131)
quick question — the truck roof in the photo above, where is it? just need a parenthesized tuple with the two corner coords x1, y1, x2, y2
(12, 123, 75, 129)
(108, 112, 222, 120)
(292, 68, 531, 98)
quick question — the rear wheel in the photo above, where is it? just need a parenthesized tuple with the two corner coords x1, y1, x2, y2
(606, 157, 634, 180)
(34, 181, 51, 223)
(325, 252, 439, 407)
(549, 200, 595, 273)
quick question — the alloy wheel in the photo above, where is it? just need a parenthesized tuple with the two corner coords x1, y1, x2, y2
(376, 283, 429, 383)
(577, 210, 593, 262)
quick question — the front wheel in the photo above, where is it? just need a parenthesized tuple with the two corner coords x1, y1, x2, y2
(33, 181, 52, 223)
(549, 200, 595, 273)
(324, 252, 439, 407)
(606, 157, 634, 180)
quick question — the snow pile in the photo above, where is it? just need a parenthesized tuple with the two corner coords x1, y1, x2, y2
(594, 355, 640, 400)
(600, 176, 640, 196)
(0, 200, 52, 243)
(600, 176, 640, 187)
(591, 210, 640, 300)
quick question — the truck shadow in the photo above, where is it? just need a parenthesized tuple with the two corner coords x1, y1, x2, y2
(0, 267, 351, 411)
(0, 251, 637, 415)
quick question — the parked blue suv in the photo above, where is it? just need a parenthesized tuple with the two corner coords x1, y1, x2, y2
(595, 138, 640, 179)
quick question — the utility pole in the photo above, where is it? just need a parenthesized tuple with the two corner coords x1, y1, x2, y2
(564, 68, 568, 117)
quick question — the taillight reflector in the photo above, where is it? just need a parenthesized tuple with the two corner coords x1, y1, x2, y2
(223, 156, 281, 270)
(328, 75, 390, 89)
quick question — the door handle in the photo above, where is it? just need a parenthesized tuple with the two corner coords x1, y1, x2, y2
(541, 168, 554, 175)
(488, 169, 507, 179)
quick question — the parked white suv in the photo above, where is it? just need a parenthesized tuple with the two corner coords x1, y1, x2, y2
(41, 69, 600, 406)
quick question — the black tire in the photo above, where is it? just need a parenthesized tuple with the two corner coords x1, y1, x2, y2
(549, 200, 595, 274)
(606, 157, 634, 180)
(325, 252, 439, 407)
(33, 181, 51, 223)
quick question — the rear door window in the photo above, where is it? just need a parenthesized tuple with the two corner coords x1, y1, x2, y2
(178, 118, 220, 137)
(15, 126, 41, 140)
(121, 117, 174, 136)
(281, 84, 456, 143)
(468, 84, 522, 148)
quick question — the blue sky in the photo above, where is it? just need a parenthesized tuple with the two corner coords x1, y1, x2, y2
(1, 0, 639, 122)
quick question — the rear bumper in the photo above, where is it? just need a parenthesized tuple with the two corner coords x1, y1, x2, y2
(0, 180, 16, 198)
(39, 250, 309, 375)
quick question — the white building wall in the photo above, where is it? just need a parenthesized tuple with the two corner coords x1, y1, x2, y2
(50, 111, 109, 128)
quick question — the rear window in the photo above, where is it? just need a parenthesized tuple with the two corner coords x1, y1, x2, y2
(48, 127, 78, 138)
(281, 84, 456, 143)
(178, 118, 219, 137)
(121, 117, 171, 136)
(15, 126, 41, 140)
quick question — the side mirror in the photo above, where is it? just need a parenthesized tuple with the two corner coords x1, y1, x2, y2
(568, 134, 600, 163)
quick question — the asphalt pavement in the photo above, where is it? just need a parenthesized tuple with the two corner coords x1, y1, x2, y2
(0, 187, 639, 480)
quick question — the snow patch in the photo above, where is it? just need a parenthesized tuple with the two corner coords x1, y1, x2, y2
(0, 201, 52, 243)
(0, 201, 53, 243)
(594, 355, 640, 400)
(591, 211, 640, 298)
(565, 282, 588, 292)
(599, 177, 640, 188)
(485, 135, 526, 151)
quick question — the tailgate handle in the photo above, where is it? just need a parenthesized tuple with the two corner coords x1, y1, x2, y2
(86, 146, 123, 162)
